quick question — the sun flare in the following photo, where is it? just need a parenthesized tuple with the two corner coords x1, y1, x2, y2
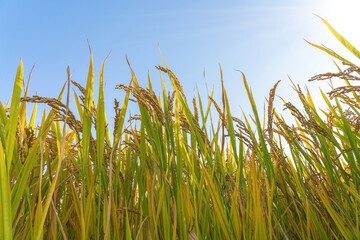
(325, 0, 360, 42)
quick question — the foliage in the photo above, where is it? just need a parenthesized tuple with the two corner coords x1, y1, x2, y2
(0, 18, 360, 239)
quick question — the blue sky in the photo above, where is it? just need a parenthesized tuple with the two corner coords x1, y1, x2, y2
(1, 0, 360, 126)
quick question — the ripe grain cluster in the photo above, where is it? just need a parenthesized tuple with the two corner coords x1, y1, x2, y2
(0, 17, 359, 239)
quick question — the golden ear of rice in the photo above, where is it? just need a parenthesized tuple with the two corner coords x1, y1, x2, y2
(2, 17, 360, 239)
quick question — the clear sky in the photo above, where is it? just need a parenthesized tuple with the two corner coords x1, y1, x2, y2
(1, 0, 360, 126)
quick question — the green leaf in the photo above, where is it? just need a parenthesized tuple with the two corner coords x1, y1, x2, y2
(6, 60, 24, 169)
(305, 40, 355, 66)
(318, 15, 360, 60)
(0, 142, 11, 240)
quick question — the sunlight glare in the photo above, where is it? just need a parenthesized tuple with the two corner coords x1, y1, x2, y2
(324, 0, 360, 44)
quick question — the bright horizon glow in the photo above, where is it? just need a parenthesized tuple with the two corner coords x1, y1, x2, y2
(325, 0, 360, 49)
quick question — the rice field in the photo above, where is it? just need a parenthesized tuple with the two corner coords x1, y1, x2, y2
(1, 17, 360, 239)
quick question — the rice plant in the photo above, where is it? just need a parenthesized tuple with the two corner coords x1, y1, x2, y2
(0, 17, 359, 239)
